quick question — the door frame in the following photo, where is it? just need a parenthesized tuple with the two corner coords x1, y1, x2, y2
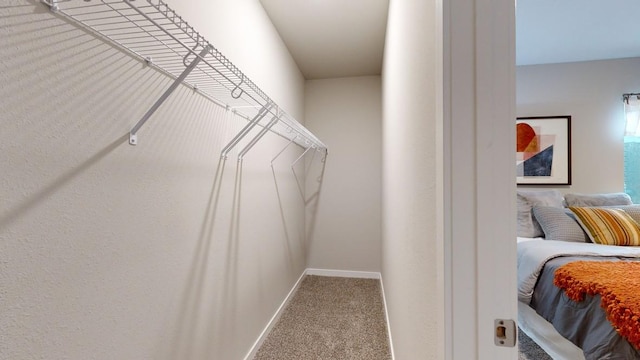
(441, 0, 517, 358)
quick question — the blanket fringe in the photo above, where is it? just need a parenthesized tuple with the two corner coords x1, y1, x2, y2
(555, 261, 640, 349)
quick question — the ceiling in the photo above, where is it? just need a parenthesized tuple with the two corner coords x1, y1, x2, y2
(259, 0, 389, 80)
(516, 0, 640, 66)
(260, 0, 640, 79)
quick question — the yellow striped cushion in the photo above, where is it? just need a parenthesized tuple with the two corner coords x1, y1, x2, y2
(569, 207, 640, 246)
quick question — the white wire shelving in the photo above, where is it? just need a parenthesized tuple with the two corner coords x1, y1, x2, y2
(42, 0, 327, 159)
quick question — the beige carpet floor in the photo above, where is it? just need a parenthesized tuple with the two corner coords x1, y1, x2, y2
(253, 275, 392, 360)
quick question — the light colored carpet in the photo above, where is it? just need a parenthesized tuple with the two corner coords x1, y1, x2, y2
(253, 275, 391, 360)
(518, 327, 553, 360)
(254, 276, 548, 359)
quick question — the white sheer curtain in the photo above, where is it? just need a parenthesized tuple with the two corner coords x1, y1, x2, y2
(625, 94, 640, 137)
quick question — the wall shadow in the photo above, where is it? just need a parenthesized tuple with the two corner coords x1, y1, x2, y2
(0, 134, 129, 230)
(303, 150, 328, 250)
(272, 147, 328, 262)
(209, 160, 243, 355)
(166, 157, 227, 360)
(271, 162, 294, 273)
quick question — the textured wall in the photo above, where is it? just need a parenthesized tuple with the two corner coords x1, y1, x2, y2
(0, 0, 315, 359)
(304, 76, 382, 272)
(517, 57, 640, 193)
(382, 0, 439, 358)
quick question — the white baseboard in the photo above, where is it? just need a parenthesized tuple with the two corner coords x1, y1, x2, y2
(242, 270, 307, 360)
(379, 275, 396, 360)
(305, 268, 381, 279)
(243, 268, 393, 360)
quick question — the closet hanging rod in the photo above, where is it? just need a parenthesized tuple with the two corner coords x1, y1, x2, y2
(42, 0, 326, 152)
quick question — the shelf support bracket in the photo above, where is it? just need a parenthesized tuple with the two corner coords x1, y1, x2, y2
(220, 104, 273, 159)
(238, 116, 279, 161)
(129, 46, 211, 145)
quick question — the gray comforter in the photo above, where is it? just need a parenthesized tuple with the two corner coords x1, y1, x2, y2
(517, 240, 640, 359)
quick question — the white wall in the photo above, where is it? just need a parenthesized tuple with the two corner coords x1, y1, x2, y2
(0, 1, 314, 359)
(304, 76, 382, 272)
(382, 0, 439, 358)
(383, 0, 518, 358)
(517, 57, 640, 193)
(168, 0, 304, 119)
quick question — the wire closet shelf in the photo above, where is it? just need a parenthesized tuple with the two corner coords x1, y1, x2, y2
(42, 0, 326, 157)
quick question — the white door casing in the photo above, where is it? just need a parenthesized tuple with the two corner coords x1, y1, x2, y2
(442, 0, 517, 358)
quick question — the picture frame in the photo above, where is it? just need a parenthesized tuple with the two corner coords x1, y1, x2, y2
(516, 115, 571, 185)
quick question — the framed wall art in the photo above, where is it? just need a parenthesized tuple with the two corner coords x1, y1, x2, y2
(516, 115, 571, 185)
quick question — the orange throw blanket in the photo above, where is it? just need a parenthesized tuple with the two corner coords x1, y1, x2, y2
(554, 261, 640, 349)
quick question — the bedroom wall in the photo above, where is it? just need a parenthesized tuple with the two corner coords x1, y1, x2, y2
(304, 76, 382, 272)
(517, 57, 640, 194)
(0, 1, 313, 359)
(382, 0, 440, 358)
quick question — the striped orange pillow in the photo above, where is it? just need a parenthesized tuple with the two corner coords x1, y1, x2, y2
(569, 207, 640, 246)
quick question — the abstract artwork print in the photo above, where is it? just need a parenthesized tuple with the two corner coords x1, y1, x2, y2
(516, 122, 554, 176)
(516, 116, 571, 185)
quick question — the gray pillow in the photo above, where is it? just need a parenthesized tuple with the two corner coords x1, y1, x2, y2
(517, 190, 564, 238)
(532, 206, 589, 243)
(564, 192, 632, 207)
(599, 204, 640, 224)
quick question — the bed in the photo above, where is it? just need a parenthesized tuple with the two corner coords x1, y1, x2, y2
(518, 238, 640, 359)
(516, 191, 640, 359)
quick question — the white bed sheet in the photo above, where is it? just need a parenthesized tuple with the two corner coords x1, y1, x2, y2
(517, 236, 544, 243)
(517, 237, 582, 359)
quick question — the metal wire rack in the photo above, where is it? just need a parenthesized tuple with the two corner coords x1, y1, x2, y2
(42, 0, 327, 157)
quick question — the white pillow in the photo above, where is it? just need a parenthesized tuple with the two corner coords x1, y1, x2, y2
(517, 189, 564, 238)
(564, 192, 632, 207)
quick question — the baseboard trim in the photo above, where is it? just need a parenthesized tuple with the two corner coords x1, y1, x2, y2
(243, 268, 392, 360)
(305, 268, 381, 279)
(379, 275, 396, 360)
(242, 270, 307, 360)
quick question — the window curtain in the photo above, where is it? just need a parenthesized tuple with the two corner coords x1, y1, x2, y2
(625, 95, 640, 137)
